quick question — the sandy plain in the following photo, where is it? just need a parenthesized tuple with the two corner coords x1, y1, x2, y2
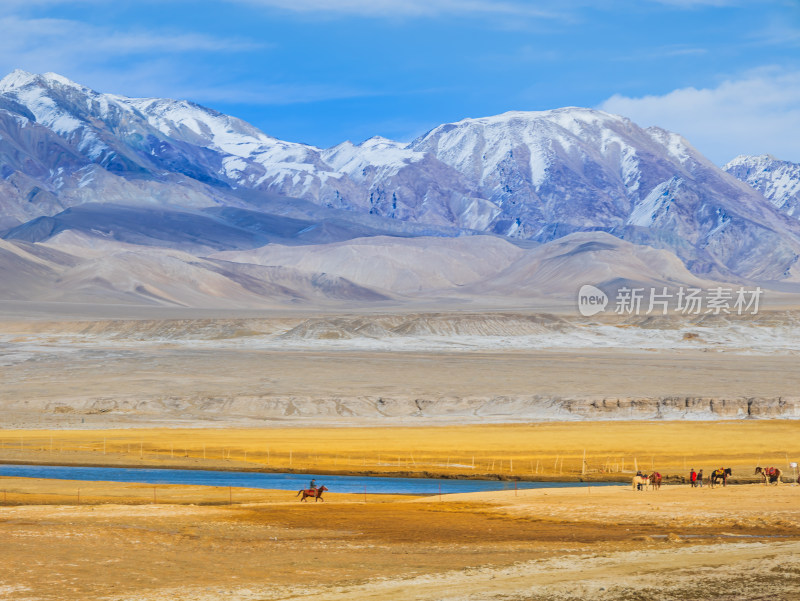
(3, 311, 800, 428)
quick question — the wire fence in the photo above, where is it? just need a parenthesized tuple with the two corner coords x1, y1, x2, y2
(0, 437, 797, 481)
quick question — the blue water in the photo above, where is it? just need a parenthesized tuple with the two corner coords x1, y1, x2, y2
(0, 464, 617, 495)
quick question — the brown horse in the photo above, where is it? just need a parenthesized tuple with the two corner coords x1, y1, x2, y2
(296, 485, 328, 502)
(709, 468, 732, 488)
(755, 467, 782, 485)
(650, 472, 662, 490)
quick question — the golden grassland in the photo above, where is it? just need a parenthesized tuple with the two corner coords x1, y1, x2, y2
(0, 476, 405, 506)
(1, 481, 800, 601)
(1, 420, 798, 480)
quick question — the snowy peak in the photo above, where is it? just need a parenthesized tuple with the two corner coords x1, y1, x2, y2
(118, 96, 279, 155)
(0, 70, 88, 136)
(420, 107, 627, 133)
(725, 154, 774, 168)
(359, 135, 408, 150)
(0, 70, 284, 156)
(0, 69, 93, 97)
(321, 136, 421, 176)
(0, 69, 39, 92)
(725, 154, 800, 218)
(645, 127, 696, 165)
(0, 69, 327, 189)
(409, 107, 696, 200)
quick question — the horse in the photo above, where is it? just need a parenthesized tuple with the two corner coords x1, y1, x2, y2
(632, 475, 650, 491)
(709, 468, 732, 488)
(296, 485, 328, 502)
(650, 472, 662, 491)
(755, 466, 782, 485)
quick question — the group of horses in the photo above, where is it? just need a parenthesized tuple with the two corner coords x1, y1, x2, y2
(632, 466, 786, 491)
(632, 472, 662, 491)
(296, 466, 788, 501)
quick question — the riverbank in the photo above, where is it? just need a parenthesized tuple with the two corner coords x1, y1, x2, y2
(1, 421, 798, 484)
(0, 454, 648, 483)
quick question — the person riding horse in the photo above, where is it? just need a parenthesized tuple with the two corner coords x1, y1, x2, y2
(310, 479, 317, 490)
(297, 484, 328, 501)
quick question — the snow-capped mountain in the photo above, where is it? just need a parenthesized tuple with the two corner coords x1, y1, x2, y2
(3, 69, 800, 284)
(724, 155, 800, 220)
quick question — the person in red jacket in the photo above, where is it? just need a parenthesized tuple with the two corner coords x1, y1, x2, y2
(690, 469, 697, 487)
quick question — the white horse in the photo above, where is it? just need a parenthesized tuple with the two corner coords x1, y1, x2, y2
(632, 475, 650, 491)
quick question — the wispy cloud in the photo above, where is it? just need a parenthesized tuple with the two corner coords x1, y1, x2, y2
(750, 21, 800, 47)
(228, 0, 559, 19)
(612, 44, 708, 62)
(0, 15, 269, 101)
(600, 67, 800, 164)
(0, 16, 265, 71)
(647, 0, 743, 7)
(0, 16, 375, 108)
(177, 82, 375, 105)
(655, 47, 708, 57)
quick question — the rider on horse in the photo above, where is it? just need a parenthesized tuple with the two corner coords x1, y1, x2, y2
(310, 479, 317, 490)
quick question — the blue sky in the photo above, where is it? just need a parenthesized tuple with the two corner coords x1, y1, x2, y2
(2, 0, 799, 163)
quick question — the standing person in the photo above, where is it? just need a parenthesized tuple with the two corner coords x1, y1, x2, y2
(690, 468, 697, 487)
(697, 469, 704, 488)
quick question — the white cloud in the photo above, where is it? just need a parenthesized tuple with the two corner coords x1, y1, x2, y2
(0, 15, 270, 102)
(176, 82, 374, 105)
(599, 68, 800, 164)
(648, 0, 743, 6)
(0, 16, 260, 77)
(230, 0, 557, 18)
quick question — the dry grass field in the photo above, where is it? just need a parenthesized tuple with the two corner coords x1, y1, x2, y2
(1, 479, 799, 600)
(1, 421, 799, 481)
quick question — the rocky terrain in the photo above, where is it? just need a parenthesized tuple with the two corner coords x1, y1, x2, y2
(2, 310, 800, 427)
(725, 154, 800, 220)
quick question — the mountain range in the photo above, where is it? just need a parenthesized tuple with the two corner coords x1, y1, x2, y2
(1, 69, 800, 308)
